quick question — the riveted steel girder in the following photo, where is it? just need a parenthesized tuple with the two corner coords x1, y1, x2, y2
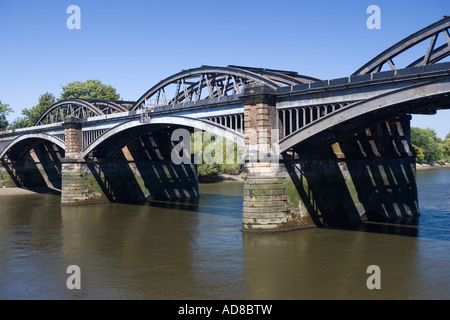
(35, 99, 130, 126)
(131, 65, 319, 111)
(354, 16, 450, 75)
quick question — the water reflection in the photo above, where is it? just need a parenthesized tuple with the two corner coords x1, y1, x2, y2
(59, 203, 200, 299)
(242, 228, 425, 300)
(0, 194, 64, 299)
(0, 171, 449, 299)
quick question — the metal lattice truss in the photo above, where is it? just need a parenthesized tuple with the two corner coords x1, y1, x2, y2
(132, 65, 320, 110)
(354, 16, 450, 75)
(35, 99, 133, 126)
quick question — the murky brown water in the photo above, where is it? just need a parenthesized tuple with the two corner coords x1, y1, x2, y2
(0, 170, 449, 300)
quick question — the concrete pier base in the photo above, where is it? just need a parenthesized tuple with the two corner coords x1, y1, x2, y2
(61, 158, 108, 204)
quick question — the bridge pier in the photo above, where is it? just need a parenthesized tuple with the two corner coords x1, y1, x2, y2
(241, 84, 307, 232)
(61, 117, 99, 204)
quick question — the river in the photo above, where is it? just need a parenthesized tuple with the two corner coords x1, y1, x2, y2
(0, 169, 449, 300)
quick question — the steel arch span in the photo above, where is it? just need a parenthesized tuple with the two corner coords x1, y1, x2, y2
(279, 78, 450, 153)
(0, 133, 65, 160)
(81, 116, 245, 159)
(131, 65, 320, 111)
(35, 99, 131, 126)
(354, 16, 450, 75)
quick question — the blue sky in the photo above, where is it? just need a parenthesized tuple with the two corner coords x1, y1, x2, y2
(1, 0, 449, 137)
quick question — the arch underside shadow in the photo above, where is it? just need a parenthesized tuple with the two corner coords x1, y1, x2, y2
(283, 115, 421, 228)
(82, 116, 244, 159)
(82, 125, 200, 204)
(0, 134, 65, 193)
(80, 117, 244, 204)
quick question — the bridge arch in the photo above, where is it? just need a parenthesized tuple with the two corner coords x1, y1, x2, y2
(279, 78, 450, 152)
(0, 133, 65, 159)
(354, 16, 450, 75)
(132, 65, 320, 111)
(82, 116, 245, 159)
(35, 99, 130, 126)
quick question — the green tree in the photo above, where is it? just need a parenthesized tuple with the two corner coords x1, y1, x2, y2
(0, 100, 13, 130)
(191, 132, 244, 177)
(8, 80, 121, 129)
(23, 92, 56, 125)
(8, 117, 33, 130)
(444, 132, 450, 162)
(9, 93, 56, 129)
(411, 144, 425, 163)
(443, 139, 450, 162)
(60, 80, 120, 100)
(411, 127, 444, 162)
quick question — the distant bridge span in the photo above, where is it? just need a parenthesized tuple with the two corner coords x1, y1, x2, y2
(0, 133, 65, 160)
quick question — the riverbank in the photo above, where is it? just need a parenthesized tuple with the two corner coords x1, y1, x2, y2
(0, 187, 61, 196)
(0, 187, 40, 196)
(198, 173, 244, 183)
(416, 162, 450, 170)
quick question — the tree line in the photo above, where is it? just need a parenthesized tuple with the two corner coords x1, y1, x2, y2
(0, 80, 119, 130)
(411, 127, 450, 163)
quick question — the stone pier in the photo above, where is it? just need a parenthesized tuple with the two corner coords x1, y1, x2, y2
(240, 84, 304, 232)
(61, 117, 96, 204)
